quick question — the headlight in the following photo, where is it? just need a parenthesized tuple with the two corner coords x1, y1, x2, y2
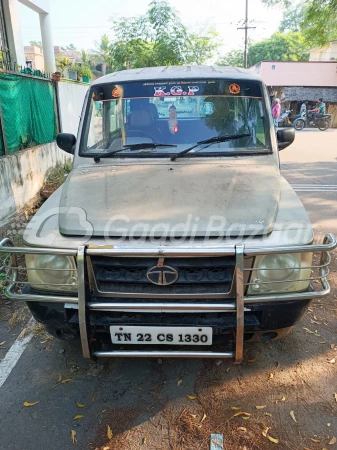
(247, 252, 313, 295)
(25, 254, 78, 292)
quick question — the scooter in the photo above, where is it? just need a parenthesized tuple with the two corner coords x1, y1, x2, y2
(293, 111, 332, 131)
(277, 109, 292, 127)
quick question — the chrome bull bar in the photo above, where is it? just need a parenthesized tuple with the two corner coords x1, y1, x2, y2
(0, 233, 336, 363)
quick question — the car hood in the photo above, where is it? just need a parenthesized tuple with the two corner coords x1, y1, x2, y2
(59, 161, 281, 237)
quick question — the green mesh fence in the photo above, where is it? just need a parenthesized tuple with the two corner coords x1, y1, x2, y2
(0, 72, 57, 154)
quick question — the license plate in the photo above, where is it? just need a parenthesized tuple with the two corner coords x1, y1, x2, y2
(110, 326, 212, 346)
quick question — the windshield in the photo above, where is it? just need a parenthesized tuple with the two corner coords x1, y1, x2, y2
(80, 79, 270, 158)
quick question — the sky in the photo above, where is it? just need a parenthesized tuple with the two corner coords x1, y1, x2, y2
(19, 0, 284, 57)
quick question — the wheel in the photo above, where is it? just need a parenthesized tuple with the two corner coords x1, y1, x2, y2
(318, 119, 330, 131)
(294, 119, 305, 131)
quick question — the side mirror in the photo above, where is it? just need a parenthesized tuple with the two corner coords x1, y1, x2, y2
(56, 133, 76, 154)
(277, 127, 295, 150)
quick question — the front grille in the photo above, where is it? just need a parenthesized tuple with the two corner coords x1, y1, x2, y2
(90, 256, 235, 297)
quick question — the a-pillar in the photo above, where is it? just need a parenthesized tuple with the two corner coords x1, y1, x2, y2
(39, 11, 55, 74)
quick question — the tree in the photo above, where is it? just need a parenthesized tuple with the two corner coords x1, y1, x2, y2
(92, 34, 112, 75)
(80, 49, 94, 66)
(279, 4, 306, 32)
(55, 55, 71, 71)
(29, 40, 42, 47)
(187, 27, 220, 65)
(262, 0, 337, 46)
(61, 44, 77, 51)
(109, 1, 220, 70)
(247, 31, 309, 66)
(216, 49, 244, 67)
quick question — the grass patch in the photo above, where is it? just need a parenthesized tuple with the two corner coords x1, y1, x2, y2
(44, 161, 72, 188)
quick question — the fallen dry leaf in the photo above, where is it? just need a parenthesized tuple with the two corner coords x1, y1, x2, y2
(334, 393, 337, 402)
(177, 379, 183, 386)
(328, 423, 331, 427)
(0, 341, 6, 346)
(266, 435, 279, 444)
(226, 368, 230, 373)
(329, 437, 337, 445)
(290, 411, 297, 423)
(77, 402, 85, 408)
(319, 341, 326, 344)
(268, 373, 274, 380)
(247, 359, 256, 363)
(303, 327, 315, 334)
(281, 396, 286, 401)
(237, 427, 247, 432)
(73, 415, 84, 420)
(142, 436, 147, 445)
(234, 412, 251, 417)
(23, 401, 39, 407)
(328, 358, 336, 364)
(61, 379, 72, 384)
(201, 413, 207, 423)
(107, 425, 113, 440)
(260, 422, 269, 431)
(264, 412, 272, 417)
(231, 406, 241, 410)
(256, 405, 267, 409)
(71, 430, 77, 444)
(57, 374, 62, 382)
(310, 438, 320, 443)
(187, 395, 197, 400)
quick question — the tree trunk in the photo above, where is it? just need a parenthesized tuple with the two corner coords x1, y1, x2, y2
(102, 61, 107, 75)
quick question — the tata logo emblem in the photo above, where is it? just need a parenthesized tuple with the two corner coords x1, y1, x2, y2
(146, 258, 179, 286)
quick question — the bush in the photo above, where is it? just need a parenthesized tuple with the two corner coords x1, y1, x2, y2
(74, 64, 93, 78)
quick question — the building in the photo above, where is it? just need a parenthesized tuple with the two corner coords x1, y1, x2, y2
(24, 45, 44, 71)
(306, 40, 337, 62)
(0, 0, 55, 73)
(250, 60, 337, 126)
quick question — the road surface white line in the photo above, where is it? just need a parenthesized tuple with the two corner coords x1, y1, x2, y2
(0, 317, 34, 389)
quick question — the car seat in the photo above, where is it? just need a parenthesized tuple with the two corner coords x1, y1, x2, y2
(127, 109, 162, 142)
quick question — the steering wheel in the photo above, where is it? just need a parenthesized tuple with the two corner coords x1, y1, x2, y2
(127, 130, 154, 141)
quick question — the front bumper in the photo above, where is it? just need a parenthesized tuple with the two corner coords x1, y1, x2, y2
(1, 234, 336, 362)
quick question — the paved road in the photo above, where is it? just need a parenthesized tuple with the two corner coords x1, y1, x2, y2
(0, 129, 337, 450)
(281, 128, 337, 236)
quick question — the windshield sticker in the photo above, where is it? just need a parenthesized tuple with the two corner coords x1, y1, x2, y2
(154, 85, 200, 97)
(202, 102, 214, 115)
(168, 104, 178, 134)
(229, 83, 241, 95)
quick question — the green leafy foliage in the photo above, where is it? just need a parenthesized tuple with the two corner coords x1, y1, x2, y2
(216, 49, 244, 67)
(109, 1, 220, 70)
(262, 0, 337, 47)
(279, 4, 306, 32)
(29, 40, 42, 47)
(55, 55, 71, 71)
(92, 34, 112, 75)
(247, 32, 309, 66)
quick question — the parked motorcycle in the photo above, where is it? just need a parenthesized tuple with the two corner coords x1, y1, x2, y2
(293, 111, 332, 131)
(277, 109, 292, 127)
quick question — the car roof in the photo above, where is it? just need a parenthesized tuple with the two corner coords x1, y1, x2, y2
(92, 65, 262, 85)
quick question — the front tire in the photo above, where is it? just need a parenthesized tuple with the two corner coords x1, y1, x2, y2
(294, 119, 305, 131)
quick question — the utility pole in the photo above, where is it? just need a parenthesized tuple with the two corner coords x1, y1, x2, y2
(237, 0, 256, 68)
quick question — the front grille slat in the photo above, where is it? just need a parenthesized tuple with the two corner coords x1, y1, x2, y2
(91, 256, 235, 297)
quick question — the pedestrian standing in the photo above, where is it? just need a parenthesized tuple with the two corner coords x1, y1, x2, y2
(272, 98, 281, 127)
(300, 101, 307, 116)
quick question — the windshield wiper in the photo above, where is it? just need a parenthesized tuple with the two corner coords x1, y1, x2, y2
(170, 133, 251, 161)
(123, 142, 177, 151)
(95, 143, 177, 159)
